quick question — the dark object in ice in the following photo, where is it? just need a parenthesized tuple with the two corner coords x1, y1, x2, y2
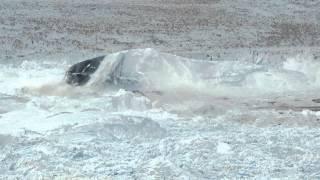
(312, 99, 320, 103)
(65, 56, 105, 86)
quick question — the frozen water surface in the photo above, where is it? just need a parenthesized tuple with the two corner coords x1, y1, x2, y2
(1, 49, 320, 179)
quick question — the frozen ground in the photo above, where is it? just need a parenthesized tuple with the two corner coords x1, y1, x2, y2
(1, 0, 320, 179)
(1, 0, 320, 60)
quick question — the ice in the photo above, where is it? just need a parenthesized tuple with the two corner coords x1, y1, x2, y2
(217, 142, 232, 154)
(1, 48, 320, 178)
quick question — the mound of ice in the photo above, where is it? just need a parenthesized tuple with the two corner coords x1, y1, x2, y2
(81, 48, 320, 96)
(8, 48, 319, 99)
(1, 49, 320, 178)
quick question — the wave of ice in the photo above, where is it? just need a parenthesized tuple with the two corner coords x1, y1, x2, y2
(1, 48, 320, 178)
(1, 48, 316, 97)
(81, 48, 320, 95)
(1, 48, 320, 132)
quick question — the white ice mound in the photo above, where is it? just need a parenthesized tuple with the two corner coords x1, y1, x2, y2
(12, 48, 320, 98)
(85, 48, 319, 96)
(85, 48, 265, 96)
(87, 48, 207, 92)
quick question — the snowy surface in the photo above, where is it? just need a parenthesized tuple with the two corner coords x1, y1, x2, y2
(1, 49, 320, 179)
(1, 0, 319, 61)
(1, 0, 320, 179)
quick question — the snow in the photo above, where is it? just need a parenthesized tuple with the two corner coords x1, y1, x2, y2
(0, 0, 320, 178)
(1, 49, 320, 179)
(217, 142, 233, 154)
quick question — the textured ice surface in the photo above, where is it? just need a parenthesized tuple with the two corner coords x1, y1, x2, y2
(1, 49, 320, 179)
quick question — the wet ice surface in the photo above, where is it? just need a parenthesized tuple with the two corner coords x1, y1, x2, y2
(1, 49, 320, 179)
